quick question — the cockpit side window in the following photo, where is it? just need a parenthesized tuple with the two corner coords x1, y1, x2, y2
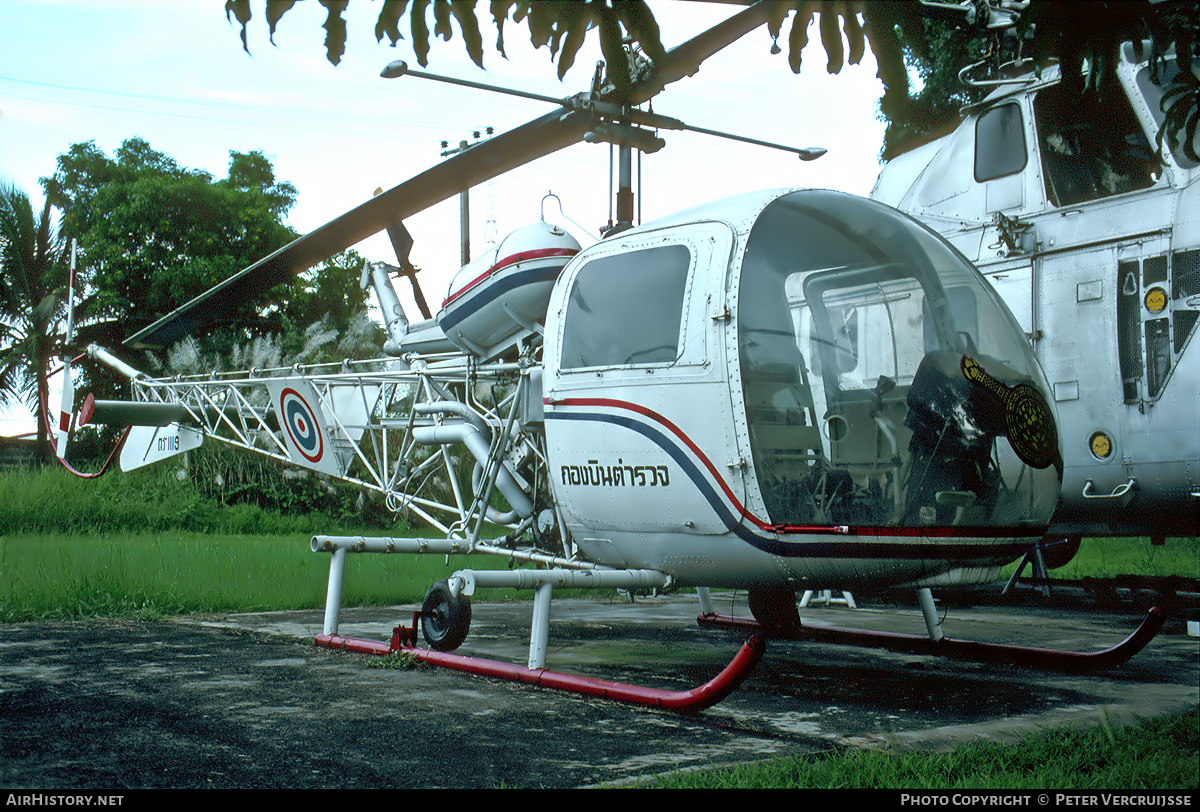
(1034, 81, 1159, 206)
(975, 102, 1028, 182)
(559, 244, 690, 370)
(737, 191, 1058, 530)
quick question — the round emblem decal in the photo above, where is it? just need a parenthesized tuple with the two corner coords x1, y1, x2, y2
(280, 387, 324, 463)
(1144, 286, 1168, 314)
(1001, 382, 1059, 471)
(961, 356, 1059, 471)
(1089, 431, 1114, 460)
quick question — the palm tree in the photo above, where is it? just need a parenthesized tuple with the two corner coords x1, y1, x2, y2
(0, 183, 68, 461)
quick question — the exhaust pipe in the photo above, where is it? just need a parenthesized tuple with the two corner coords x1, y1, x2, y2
(411, 421, 533, 520)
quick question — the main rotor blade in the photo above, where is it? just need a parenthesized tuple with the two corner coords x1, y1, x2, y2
(124, 108, 593, 349)
(123, 1, 773, 350)
(628, 1, 771, 104)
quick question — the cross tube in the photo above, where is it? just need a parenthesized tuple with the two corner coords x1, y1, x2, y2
(310, 535, 672, 651)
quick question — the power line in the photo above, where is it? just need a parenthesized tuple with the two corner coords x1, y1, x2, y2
(0, 74, 493, 138)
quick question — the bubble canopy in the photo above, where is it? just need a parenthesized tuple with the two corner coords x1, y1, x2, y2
(736, 190, 1061, 532)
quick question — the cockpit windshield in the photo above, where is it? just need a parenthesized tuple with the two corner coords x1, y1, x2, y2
(738, 190, 1060, 530)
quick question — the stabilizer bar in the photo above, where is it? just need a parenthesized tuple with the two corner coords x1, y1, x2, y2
(696, 607, 1164, 672)
(316, 615, 766, 712)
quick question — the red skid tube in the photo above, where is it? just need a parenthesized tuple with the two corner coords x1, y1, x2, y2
(315, 634, 392, 656)
(696, 607, 1164, 672)
(401, 636, 765, 711)
(316, 623, 766, 712)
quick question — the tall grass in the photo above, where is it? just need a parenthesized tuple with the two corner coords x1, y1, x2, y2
(2, 464, 1195, 624)
(0, 463, 351, 537)
(1049, 537, 1199, 581)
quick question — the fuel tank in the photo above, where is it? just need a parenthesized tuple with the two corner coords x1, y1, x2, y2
(437, 221, 580, 361)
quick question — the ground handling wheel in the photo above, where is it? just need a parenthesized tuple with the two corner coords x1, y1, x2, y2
(421, 580, 472, 651)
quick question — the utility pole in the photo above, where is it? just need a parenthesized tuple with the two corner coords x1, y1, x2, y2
(440, 128, 493, 266)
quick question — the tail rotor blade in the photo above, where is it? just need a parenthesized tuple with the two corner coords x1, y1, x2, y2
(385, 220, 432, 320)
(55, 358, 74, 459)
(385, 216, 415, 269)
(372, 189, 432, 321)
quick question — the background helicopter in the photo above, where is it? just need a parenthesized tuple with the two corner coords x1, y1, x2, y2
(55, 2, 1162, 707)
(870, 0, 1199, 572)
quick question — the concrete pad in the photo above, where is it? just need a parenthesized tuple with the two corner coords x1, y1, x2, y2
(1, 592, 1196, 789)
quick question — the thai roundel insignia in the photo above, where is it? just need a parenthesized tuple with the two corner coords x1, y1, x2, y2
(280, 387, 324, 463)
(268, 379, 342, 475)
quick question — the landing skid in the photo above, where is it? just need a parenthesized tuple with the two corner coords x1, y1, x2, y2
(695, 607, 1165, 672)
(313, 544, 767, 711)
(316, 612, 766, 712)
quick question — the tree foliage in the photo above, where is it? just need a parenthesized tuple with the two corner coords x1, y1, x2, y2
(43, 138, 299, 333)
(38, 139, 376, 402)
(879, 18, 989, 160)
(224, 0, 1200, 161)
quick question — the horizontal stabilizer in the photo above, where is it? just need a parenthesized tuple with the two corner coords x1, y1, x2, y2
(119, 424, 203, 472)
(267, 378, 346, 475)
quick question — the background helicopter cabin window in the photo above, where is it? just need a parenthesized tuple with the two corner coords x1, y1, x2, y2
(1034, 81, 1159, 207)
(974, 102, 1027, 182)
(558, 244, 690, 370)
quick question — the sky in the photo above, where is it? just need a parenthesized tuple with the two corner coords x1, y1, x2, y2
(0, 0, 891, 436)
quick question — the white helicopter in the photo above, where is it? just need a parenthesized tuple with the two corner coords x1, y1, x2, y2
(871, 1, 1199, 575)
(57, 2, 1163, 710)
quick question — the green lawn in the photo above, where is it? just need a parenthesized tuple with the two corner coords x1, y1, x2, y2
(640, 709, 1199, 789)
(0, 531, 514, 622)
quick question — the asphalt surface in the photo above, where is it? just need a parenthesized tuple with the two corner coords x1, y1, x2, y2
(1, 588, 1197, 789)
